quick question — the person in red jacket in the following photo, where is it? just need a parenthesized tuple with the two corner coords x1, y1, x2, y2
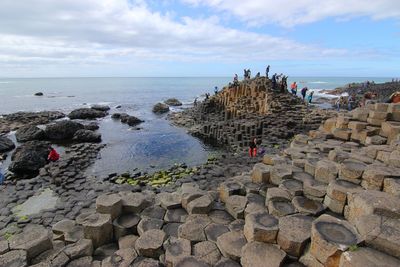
(249, 138, 258, 157)
(48, 147, 60, 162)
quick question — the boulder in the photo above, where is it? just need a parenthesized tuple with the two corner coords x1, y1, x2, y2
(244, 211, 278, 243)
(216, 231, 247, 261)
(15, 126, 45, 142)
(241, 242, 286, 267)
(277, 214, 313, 257)
(84, 122, 99, 131)
(91, 105, 110, 112)
(9, 141, 49, 175)
(339, 247, 400, 267)
(68, 108, 107, 120)
(164, 98, 182, 106)
(0, 136, 15, 153)
(9, 225, 53, 260)
(310, 214, 361, 266)
(80, 213, 113, 248)
(96, 193, 122, 220)
(134, 229, 166, 258)
(125, 116, 144, 127)
(34, 92, 43, 96)
(45, 120, 84, 140)
(73, 129, 101, 143)
(152, 103, 170, 114)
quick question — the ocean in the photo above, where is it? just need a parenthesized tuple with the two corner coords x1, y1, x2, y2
(0, 76, 393, 176)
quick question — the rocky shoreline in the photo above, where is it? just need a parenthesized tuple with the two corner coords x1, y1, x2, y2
(0, 77, 399, 266)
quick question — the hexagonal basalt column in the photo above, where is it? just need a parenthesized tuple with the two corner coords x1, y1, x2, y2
(225, 195, 248, 219)
(80, 213, 113, 248)
(113, 213, 141, 240)
(244, 211, 279, 243)
(241, 242, 286, 267)
(268, 200, 296, 217)
(339, 160, 367, 184)
(251, 163, 271, 184)
(310, 214, 361, 266)
(96, 193, 122, 220)
(119, 192, 150, 213)
(292, 196, 325, 216)
(218, 181, 243, 203)
(270, 164, 292, 185)
(216, 231, 247, 262)
(186, 195, 213, 215)
(279, 179, 303, 197)
(164, 238, 191, 266)
(314, 159, 339, 184)
(134, 229, 166, 258)
(277, 214, 313, 257)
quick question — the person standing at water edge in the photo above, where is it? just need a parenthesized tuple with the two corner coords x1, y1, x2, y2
(249, 138, 257, 157)
(307, 91, 314, 104)
(290, 81, 297, 95)
(301, 87, 308, 100)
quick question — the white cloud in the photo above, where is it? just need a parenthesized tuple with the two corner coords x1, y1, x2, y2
(0, 0, 389, 76)
(182, 0, 400, 27)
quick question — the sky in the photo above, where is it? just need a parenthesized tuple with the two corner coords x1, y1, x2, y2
(0, 0, 399, 77)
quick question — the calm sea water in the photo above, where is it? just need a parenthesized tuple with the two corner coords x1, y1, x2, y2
(0, 76, 393, 176)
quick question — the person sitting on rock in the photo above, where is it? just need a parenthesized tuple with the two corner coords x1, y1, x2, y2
(249, 138, 258, 157)
(48, 146, 60, 162)
(301, 87, 308, 100)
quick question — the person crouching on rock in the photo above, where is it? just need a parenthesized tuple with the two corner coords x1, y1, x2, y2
(48, 146, 60, 162)
(249, 138, 258, 157)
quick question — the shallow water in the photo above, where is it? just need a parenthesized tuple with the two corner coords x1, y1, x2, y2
(0, 77, 393, 176)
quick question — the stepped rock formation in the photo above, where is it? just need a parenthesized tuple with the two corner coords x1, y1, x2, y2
(170, 77, 335, 150)
(2, 100, 400, 266)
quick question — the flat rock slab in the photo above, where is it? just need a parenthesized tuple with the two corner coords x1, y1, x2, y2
(241, 242, 286, 267)
(244, 211, 278, 243)
(12, 188, 58, 217)
(135, 229, 166, 258)
(9, 225, 52, 260)
(277, 214, 313, 257)
(216, 231, 247, 261)
(310, 214, 361, 266)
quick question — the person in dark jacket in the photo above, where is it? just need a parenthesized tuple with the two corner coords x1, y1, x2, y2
(249, 138, 258, 157)
(301, 87, 308, 100)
